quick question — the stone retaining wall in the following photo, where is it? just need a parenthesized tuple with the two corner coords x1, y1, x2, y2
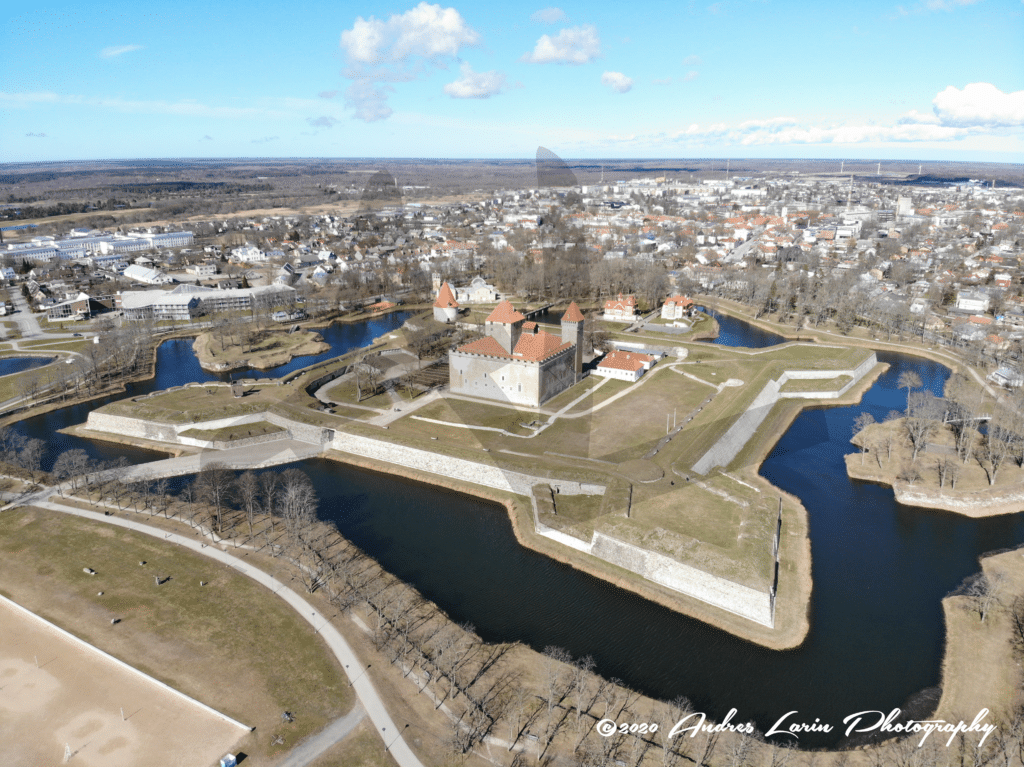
(590, 533, 774, 626)
(330, 432, 605, 496)
(530, 497, 773, 625)
(693, 353, 877, 474)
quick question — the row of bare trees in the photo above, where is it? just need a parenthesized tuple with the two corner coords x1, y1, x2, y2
(47, 450, 1024, 766)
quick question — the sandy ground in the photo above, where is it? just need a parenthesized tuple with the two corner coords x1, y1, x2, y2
(0, 597, 247, 767)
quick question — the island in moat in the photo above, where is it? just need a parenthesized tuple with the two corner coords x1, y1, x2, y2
(72, 287, 886, 650)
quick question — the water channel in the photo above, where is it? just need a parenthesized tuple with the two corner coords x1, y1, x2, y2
(0, 356, 57, 378)
(11, 309, 1024, 748)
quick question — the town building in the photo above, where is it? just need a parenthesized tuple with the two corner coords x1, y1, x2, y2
(116, 284, 293, 321)
(449, 300, 584, 407)
(455, 276, 500, 304)
(603, 293, 638, 322)
(595, 350, 656, 382)
(661, 295, 695, 320)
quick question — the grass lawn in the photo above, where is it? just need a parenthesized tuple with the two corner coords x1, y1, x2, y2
(101, 383, 287, 424)
(565, 377, 631, 414)
(413, 396, 536, 431)
(18, 338, 90, 353)
(179, 421, 286, 442)
(325, 378, 400, 410)
(0, 507, 353, 764)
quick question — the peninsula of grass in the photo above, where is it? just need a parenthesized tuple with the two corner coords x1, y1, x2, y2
(0, 506, 353, 765)
(848, 418, 1024, 516)
(193, 328, 329, 372)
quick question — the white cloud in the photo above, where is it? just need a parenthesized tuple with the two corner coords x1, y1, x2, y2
(601, 71, 633, 93)
(932, 82, 1024, 128)
(341, 3, 479, 64)
(251, 136, 279, 144)
(683, 55, 702, 66)
(531, 7, 566, 23)
(318, 90, 339, 99)
(100, 44, 142, 59)
(444, 64, 510, 98)
(339, 3, 480, 121)
(652, 77, 672, 86)
(898, 108, 941, 124)
(307, 115, 340, 128)
(25, 132, 46, 138)
(683, 70, 699, 82)
(522, 25, 600, 64)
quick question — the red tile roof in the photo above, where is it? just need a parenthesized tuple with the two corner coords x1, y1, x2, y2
(604, 293, 637, 312)
(486, 300, 526, 324)
(598, 351, 652, 372)
(433, 282, 459, 309)
(457, 329, 572, 363)
(562, 301, 585, 322)
(458, 336, 510, 357)
(664, 295, 693, 307)
(513, 332, 572, 361)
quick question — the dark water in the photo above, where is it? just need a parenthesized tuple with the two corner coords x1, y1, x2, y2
(0, 356, 55, 377)
(699, 307, 787, 348)
(145, 311, 415, 387)
(15, 308, 1024, 747)
(13, 312, 412, 471)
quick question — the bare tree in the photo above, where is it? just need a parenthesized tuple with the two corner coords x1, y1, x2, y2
(905, 391, 941, 461)
(236, 470, 261, 539)
(852, 412, 876, 464)
(959, 572, 1004, 622)
(196, 462, 234, 535)
(977, 412, 1016, 486)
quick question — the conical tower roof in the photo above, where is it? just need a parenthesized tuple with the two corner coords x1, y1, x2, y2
(433, 282, 459, 309)
(562, 301, 584, 323)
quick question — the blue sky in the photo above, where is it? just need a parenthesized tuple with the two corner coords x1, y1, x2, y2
(2, 0, 1022, 162)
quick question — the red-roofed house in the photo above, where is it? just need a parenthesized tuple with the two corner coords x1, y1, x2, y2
(661, 295, 695, 320)
(596, 351, 656, 382)
(603, 293, 638, 321)
(449, 299, 585, 406)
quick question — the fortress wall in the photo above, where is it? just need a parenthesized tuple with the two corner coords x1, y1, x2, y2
(330, 432, 605, 497)
(590, 533, 774, 626)
(264, 413, 327, 445)
(693, 353, 877, 472)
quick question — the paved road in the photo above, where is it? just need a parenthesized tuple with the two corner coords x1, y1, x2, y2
(22, 497, 427, 767)
(276, 702, 367, 767)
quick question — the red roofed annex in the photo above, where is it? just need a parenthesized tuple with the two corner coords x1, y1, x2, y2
(449, 300, 585, 407)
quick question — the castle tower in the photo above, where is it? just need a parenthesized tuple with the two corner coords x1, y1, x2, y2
(561, 300, 585, 380)
(433, 282, 459, 323)
(485, 300, 526, 353)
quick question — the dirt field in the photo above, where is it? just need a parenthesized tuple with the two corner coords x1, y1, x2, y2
(0, 596, 247, 767)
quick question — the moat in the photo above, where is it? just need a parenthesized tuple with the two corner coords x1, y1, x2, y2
(11, 311, 1024, 748)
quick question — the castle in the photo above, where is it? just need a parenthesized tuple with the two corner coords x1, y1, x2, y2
(448, 299, 585, 407)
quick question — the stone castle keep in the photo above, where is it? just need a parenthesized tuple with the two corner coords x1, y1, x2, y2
(449, 299, 585, 407)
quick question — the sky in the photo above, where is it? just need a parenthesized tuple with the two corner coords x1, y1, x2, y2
(2, 0, 1023, 163)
